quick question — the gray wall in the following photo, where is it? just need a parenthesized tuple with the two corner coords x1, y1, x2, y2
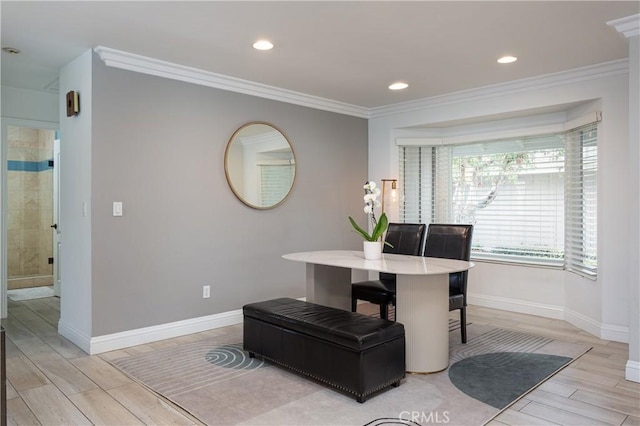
(91, 53, 368, 335)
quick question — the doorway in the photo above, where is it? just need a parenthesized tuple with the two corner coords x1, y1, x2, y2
(5, 124, 58, 302)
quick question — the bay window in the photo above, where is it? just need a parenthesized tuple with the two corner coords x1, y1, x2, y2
(399, 120, 598, 277)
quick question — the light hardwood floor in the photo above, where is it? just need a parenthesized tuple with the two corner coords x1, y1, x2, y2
(2, 296, 639, 425)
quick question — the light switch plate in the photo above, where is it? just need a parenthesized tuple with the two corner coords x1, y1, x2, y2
(113, 202, 123, 216)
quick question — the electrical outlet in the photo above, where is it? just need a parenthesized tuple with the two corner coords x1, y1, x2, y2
(113, 201, 123, 216)
(203, 285, 211, 299)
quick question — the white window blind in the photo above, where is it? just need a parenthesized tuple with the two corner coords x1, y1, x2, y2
(260, 164, 294, 206)
(399, 146, 435, 223)
(399, 120, 598, 275)
(565, 122, 598, 277)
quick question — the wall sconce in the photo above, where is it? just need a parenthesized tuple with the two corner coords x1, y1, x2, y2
(66, 91, 79, 117)
(381, 179, 398, 214)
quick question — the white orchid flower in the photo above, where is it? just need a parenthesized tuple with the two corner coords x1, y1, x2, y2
(349, 180, 389, 244)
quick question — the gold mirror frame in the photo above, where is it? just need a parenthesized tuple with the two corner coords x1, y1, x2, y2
(224, 122, 296, 209)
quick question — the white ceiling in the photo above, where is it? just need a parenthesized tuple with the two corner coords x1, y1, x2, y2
(1, 1, 638, 109)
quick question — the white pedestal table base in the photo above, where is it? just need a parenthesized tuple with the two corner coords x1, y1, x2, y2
(305, 263, 352, 311)
(396, 273, 450, 373)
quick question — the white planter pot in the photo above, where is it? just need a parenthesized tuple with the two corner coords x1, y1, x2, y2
(363, 241, 383, 260)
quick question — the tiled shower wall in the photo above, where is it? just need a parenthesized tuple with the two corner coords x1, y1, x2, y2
(7, 126, 54, 289)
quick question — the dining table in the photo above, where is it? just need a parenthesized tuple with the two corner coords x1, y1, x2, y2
(282, 250, 474, 373)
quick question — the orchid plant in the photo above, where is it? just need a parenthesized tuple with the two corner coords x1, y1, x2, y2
(348, 181, 390, 244)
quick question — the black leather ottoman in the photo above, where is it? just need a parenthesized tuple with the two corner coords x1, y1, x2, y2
(243, 297, 405, 402)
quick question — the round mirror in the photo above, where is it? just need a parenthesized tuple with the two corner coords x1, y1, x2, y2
(224, 122, 296, 209)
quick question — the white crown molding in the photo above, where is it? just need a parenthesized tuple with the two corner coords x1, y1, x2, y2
(369, 59, 629, 119)
(608, 14, 640, 38)
(95, 46, 629, 122)
(94, 46, 369, 119)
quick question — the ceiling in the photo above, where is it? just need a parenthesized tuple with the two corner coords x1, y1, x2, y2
(1, 1, 638, 109)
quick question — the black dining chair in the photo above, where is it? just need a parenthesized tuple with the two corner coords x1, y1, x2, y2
(351, 223, 426, 320)
(423, 223, 474, 343)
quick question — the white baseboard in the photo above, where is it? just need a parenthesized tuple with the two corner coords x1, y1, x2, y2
(68, 297, 307, 355)
(69, 295, 630, 354)
(58, 320, 91, 354)
(467, 293, 565, 319)
(599, 322, 630, 343)
(626, 360, 640, 383)
(88, 309, 243, 355)
(469, 293, 629, 343)
(563, 309, 604, 339)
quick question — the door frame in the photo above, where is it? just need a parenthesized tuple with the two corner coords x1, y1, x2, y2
(1, 118, 59, 318)
(53, 137, 61, 297)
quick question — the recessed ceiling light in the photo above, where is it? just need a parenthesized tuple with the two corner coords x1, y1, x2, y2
(252, 40, 274, 51)
(497, 55, 518, 64)
(2, 47, 21, 54)
(389, 82, 409, 90)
